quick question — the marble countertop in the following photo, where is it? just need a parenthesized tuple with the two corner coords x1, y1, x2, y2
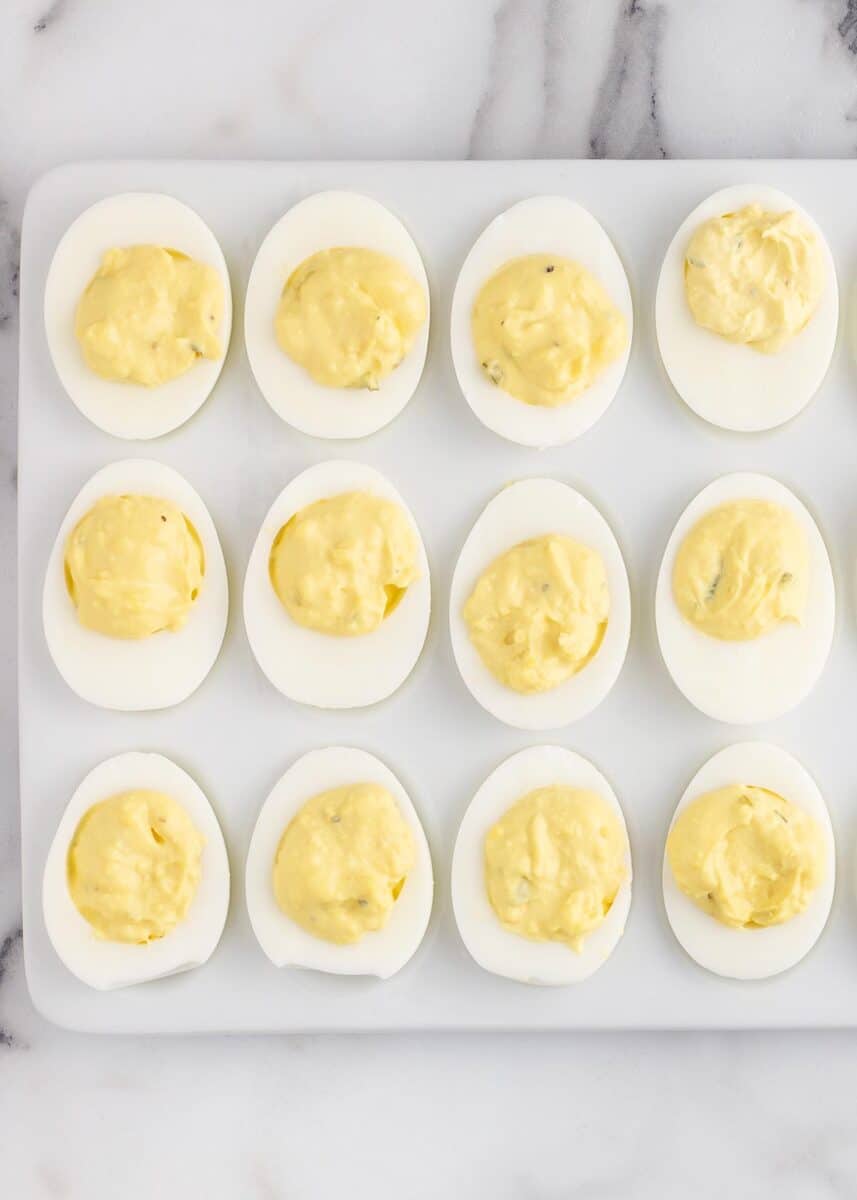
(4, 1, 857, 1196)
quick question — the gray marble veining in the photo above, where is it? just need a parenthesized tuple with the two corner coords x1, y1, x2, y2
(589, 1, 667, 159)
(0, 203, 20, 331)
(840, 0, 857, 53)
(0, 927, 22, 1046)
(32, 0, 69, 36)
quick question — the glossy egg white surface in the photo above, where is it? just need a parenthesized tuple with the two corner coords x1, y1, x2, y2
(43, 752, 230, 991)
(243, 459, 430, 709)
(449, 478, 630, 730)
(655, 472, 834, 725)
(244, 190, 430, 439)
(656, 184, 838, 432)
(452, 745, 632, 986)
(245, 747, 433, 978)
(450, 195, 633, 448)
(44, 192, 232, 440)
(42, 458, 229, 711)
(663, 742, 835, 981)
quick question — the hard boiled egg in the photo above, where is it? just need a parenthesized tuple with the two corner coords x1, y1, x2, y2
(43, 458, 229, 711)
(662, 741, 834, 980)
(450, 196, 633, 448)
(245, 746, 433, 978)
(656, 184, 838, 432)
(449, 478, 630, 730)
(44, 192, 232, 439)
(656, 472, 834, 724)
(244, 191, 429, 439)
(243, 459, 430, 709)
(43, 752, 230, 991)
(452, 745, 632, 985)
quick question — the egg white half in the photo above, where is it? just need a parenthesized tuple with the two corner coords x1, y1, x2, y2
(450, 196, 633, 448)
(452, 745, 632, 986)
(43, 459, 229, 711)
(243, 459, 430, 709)
(656, 184, 838, 432)
(44, 192, 232, 440)
(663, 741, 834, 980)
(43, 752, 230, 991)
(245, 746, 433, 978)
(449, 478, 631, 730)
(244, 191, 430, 439)
(655, 472, 834, 725)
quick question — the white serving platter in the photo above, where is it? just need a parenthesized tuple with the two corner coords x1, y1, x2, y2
(18, 160, 857, 1033)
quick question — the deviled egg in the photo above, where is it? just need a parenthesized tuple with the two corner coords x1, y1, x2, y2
(656, 472, 834, 724)
(43, 459, 229, 711)
(244, 191, 429, 438)
(663, 742, 834, 980)
(452, 746, 632, 985)
(43, 752, 230, 990)
(245, 746, 433, 978)
(450, 196, 633, 448)
(656, 184, 837, 432)
(449, 478, 630, 730)
(44, 192, 232, 439)
(243, 459, 430, 709)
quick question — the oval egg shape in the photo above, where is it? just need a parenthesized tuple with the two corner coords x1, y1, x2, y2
(449, 477, 630, 730)
(244, 191, 430, 439)
(450, 195, 633, 448)
(245, 746, 433, 978)
(42, 458, 229, 711)
(656, 184, 838, 432)
(655, 472, 834, 724)
(243, 459, 431, 709)
(452, 745, 633, 986)
(662, 741, 835, 980)
(44, 192, 232, 440)
(43, 752, 230, 991)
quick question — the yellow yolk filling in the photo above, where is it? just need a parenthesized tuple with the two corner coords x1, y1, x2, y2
(64, 494, 204, 640)
(666, 784, 825, 928)
(684, 204, 824, 353)
(272, 783, 415, 945)
(471, 254, 627, 407)
(75, 244, 224, 385)
(463, 534, 609, 693)
(67, 789, 204, 943)
(274, 247, 427, 390)
(269, 491, 420, 637)
(485, 786, 626, 952)
(672, 499, 808, 642)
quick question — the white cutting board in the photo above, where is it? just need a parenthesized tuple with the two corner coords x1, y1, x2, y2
(18, 160, 857, 1032)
